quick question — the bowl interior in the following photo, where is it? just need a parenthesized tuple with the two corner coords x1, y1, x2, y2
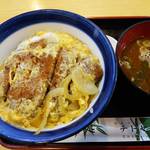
(0, 22, 105, 131)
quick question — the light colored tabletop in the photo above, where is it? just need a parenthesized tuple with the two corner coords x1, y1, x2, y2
(0, 146, 7, 150)
(0, 0, 150, 23)
(0, 0, 150, 149)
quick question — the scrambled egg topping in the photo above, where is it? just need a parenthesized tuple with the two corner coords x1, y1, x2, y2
(0, 31, 103, 133)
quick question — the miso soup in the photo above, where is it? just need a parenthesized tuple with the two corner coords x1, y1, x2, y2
(119, 38, 150, 94)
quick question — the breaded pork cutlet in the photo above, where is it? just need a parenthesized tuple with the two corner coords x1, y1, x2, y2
(0, 67, 10, 98)
(50, 49, 76, 88)
(5, 51, 56, 116)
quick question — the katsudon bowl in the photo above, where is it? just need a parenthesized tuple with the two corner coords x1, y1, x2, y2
(0, 10, 117, 144)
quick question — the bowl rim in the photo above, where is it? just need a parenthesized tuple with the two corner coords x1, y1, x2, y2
(0, 9, 117, 144)
(116, 20, 150, 95)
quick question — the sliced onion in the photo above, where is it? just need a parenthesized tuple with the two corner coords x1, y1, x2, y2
(61, 75, 78, 101)
(71, 67, 98, 95)
(35, 87, 64, 134)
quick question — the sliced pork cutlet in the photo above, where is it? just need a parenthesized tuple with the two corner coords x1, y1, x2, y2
(50, 50, 76, 88)
(79, 57, 103, 83)
(6, 52, 56, 116)
(36, 50, 76, 131)
(0, 66, 10, 98)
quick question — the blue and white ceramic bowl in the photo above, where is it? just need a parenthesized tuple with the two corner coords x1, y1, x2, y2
(0, 10, 117, 144)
